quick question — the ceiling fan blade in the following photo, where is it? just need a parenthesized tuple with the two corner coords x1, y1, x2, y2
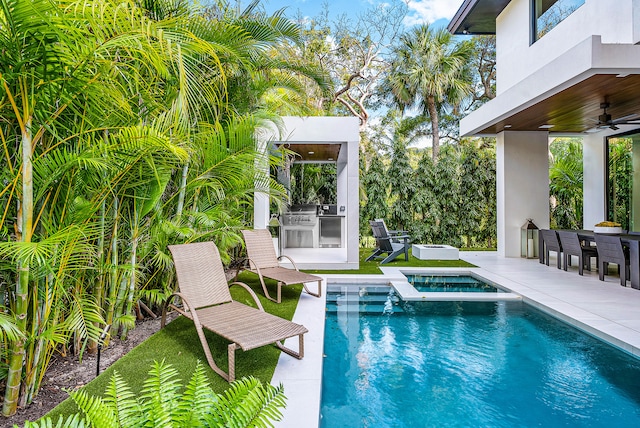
(612, 113, 640, 124)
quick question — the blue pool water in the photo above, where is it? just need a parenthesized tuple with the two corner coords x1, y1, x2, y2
(321, 285, 640, 427)
(407, 274, 501, 293)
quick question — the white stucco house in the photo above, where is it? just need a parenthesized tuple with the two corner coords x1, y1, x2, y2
(449, 0, 640, 257)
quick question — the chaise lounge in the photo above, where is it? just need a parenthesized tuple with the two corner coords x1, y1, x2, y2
(163, 241, 308, 382)
(240, 229, 322, 303)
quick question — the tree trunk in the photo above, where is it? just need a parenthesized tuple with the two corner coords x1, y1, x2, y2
(3, 117, 33, 416)
(427, 96, 440, 161)
(176, 163, 189, 217)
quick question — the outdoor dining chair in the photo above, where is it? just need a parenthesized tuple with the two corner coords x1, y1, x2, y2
(240, 229, 322, 303)
(594, 234, 630, 286)
(557, 231, 598, 275)
(540, 229, 563, 269)
(163, 241, 308, 382)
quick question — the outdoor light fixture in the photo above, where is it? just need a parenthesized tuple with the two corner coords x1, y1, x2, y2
(521, 219, 539, 259)
(308, 151, 315, 155)
(538, 124, 554, 129)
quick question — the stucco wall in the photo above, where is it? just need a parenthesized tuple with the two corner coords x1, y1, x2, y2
(496, 0, 636, 94)
(497, 131, 550, 257)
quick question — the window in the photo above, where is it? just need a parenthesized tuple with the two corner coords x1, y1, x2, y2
(531, 0, 585, 43)
(607, 132, 640, 232)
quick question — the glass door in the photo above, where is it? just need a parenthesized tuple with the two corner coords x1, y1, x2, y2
(607, 132, 640, 232)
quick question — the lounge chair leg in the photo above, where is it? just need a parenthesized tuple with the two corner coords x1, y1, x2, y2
(228, 343, 239, 383)
(276, 334, 304, 360)
(192, 320, 230, 381)
(256, 272, 279, 303)
(277, 282, 282, 304)
(302, 280, 322, 298)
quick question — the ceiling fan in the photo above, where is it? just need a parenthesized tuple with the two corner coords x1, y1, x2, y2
(587, 102, 640, 132)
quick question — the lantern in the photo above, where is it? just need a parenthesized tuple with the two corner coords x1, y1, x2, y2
(521, 219, 539, 259)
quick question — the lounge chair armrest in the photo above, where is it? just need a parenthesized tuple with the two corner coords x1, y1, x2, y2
(244, 257, 259, 270)
(229, 281, 265, 311)
(277, 254, 300, 271)
(162, 291, 203, 327)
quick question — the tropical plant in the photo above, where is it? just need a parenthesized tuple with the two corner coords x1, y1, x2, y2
(360, 155, 389, 239)
(387, 137, 415, 233)
(607, 137, 632, 230)
(0, 0, 322, 416)
(410, 150, 438, 243)
(385, 23, 473, 160)
(549, 138, 583, 229)
(20, 361, 286, 427)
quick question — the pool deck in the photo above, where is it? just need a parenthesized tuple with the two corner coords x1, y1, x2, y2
(271, 251, 640, 427)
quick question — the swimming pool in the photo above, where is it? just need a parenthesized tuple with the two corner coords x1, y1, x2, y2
(406, 273, 502, 293)
(321, 284, 640, 427)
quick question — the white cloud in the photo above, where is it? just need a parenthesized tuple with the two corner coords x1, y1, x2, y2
(403, 0, 460, 26)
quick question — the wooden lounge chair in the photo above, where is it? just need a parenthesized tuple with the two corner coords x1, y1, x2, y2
(557, 231, 598, 275)
(162, 241, 308, 382)
(240, 229, 322, 303)
(366, 220, 410, 264)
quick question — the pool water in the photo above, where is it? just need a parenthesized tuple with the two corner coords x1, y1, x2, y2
(407, 274, 501, 293)
(321, 285, 640, 427)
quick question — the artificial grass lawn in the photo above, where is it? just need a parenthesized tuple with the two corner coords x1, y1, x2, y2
(304, 247, 476, 275)
(44, 248, 475, 421)
(45, 272, 303, 421)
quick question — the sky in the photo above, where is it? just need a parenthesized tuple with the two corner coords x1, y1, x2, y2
(258, 0, 461, 28)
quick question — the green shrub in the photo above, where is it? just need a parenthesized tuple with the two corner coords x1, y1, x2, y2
(20, 361, 285, 428)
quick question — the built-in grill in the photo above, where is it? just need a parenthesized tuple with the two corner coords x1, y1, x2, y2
(281, 205, 319, 248)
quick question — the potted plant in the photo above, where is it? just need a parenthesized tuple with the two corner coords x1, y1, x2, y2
(594, 221, 623, 234)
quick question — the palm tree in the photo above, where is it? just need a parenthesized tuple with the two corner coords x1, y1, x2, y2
(385, 24, 473, 160)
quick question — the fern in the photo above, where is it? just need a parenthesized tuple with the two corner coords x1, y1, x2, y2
(23, 360, 286, 427)
(206, 377, 286, 428)
(138, 360, 182, 427)
(102, 372, 143, 428)
(173, 362, 217, 426)
(21, 413, 87, 427)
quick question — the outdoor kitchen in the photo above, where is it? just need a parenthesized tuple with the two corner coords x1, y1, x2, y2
(255, 116, 360, 269)
(281, 203, 345, 249)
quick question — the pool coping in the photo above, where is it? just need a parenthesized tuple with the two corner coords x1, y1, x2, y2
(272, 254, 640, 427)
(390, 269, 522, 301)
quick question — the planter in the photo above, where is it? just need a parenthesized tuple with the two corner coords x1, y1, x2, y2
(594, 226, 622, 234)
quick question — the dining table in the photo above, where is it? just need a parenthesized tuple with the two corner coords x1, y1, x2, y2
(539, 230, 640, 290)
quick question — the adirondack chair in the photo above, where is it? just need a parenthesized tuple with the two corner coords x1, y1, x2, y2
(366, 220, 410, 264)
